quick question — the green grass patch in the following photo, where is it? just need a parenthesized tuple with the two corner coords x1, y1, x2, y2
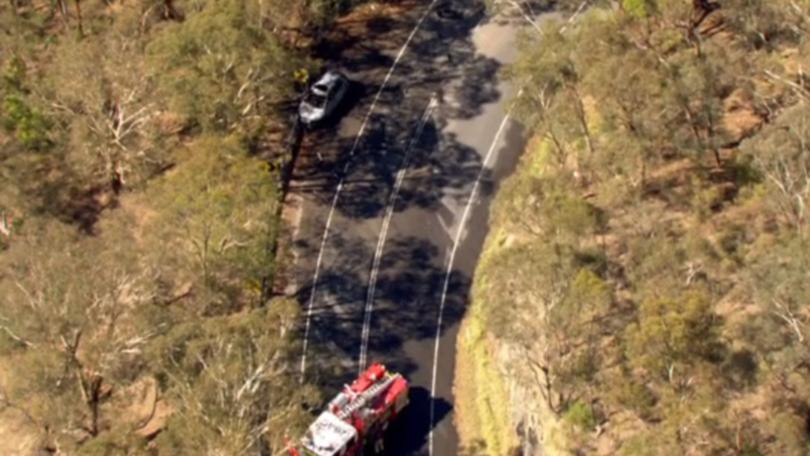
(563, 400, 596, 432)
(458, 302, 516, 456)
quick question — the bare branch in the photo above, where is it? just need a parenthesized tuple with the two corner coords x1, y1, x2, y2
(772, 299, 805, 342)
(0, 323, 34, 347)
(560, 0, 589, 34)
(765, 70, 810, 101)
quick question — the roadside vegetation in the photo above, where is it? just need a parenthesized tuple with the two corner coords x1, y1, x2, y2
(0, 0, 365, 452)
(460, 0, 810, 454)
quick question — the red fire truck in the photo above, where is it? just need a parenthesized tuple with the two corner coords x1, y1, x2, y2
(289, 363, 409, 456)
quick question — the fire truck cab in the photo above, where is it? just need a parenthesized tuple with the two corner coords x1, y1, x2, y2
(300, 411, 359, 456)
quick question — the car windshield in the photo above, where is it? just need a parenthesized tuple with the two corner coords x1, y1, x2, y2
(313, 83, 330, 93)
(304, 84, 329, 108)
(304, 90, 327, 108)
(304, 86, 326, 108)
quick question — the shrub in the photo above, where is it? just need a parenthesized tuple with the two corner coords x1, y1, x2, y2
(563, 400, 596, 431)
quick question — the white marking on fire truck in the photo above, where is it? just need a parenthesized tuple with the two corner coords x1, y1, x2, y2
(428, 99, 518, 455)
(358, 95, 438, 372)
(299, 0, 442, 382)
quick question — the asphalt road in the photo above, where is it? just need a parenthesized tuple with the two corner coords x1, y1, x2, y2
(289, 3, 526, 454)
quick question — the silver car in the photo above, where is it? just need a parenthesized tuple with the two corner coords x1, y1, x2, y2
(299, 71, 349, 126)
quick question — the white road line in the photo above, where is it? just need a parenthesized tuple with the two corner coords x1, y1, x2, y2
(358, 95, 438, 373)
(299, 0, 441, 382)
(428, 98, 519, 456)
(299, 173, 346, 381)
(346, 0, 441, 159)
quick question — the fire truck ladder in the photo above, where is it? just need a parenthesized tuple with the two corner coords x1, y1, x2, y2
(335, 374, 398, 420)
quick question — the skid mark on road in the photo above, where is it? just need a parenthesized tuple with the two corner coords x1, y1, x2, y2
(428, 93, 519, 456)
(299, 0, 442, 382)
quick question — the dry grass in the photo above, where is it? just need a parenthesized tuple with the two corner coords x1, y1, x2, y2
(453, 300, 519, 456)
(0, 408, 38, 455)
(724, 89, 765, 143)
(0, 357, 38, 456)
(453, 316, 484, 448)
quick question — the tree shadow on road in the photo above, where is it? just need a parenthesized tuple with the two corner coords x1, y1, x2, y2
(296, 233, 468, 381)
(291, 0, 504, 221)
(296, 233, 468, 453)
(290, 2, 523, 451)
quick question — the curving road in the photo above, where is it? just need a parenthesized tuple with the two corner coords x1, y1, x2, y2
(289, 3, 526, 454)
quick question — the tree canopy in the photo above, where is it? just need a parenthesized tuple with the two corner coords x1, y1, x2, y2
(465, 0, 810, 454)
(0, 0, 350, 451)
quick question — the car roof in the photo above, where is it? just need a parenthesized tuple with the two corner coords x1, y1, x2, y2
(313, 71, 343, 89)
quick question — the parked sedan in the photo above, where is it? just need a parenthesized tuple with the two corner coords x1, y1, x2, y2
(299, 70, 349, 127)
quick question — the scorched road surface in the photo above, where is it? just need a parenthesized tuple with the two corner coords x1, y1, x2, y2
(289, 3, 527, 454)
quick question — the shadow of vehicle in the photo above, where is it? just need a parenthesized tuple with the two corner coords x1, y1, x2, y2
(384, 386, 452, 456)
